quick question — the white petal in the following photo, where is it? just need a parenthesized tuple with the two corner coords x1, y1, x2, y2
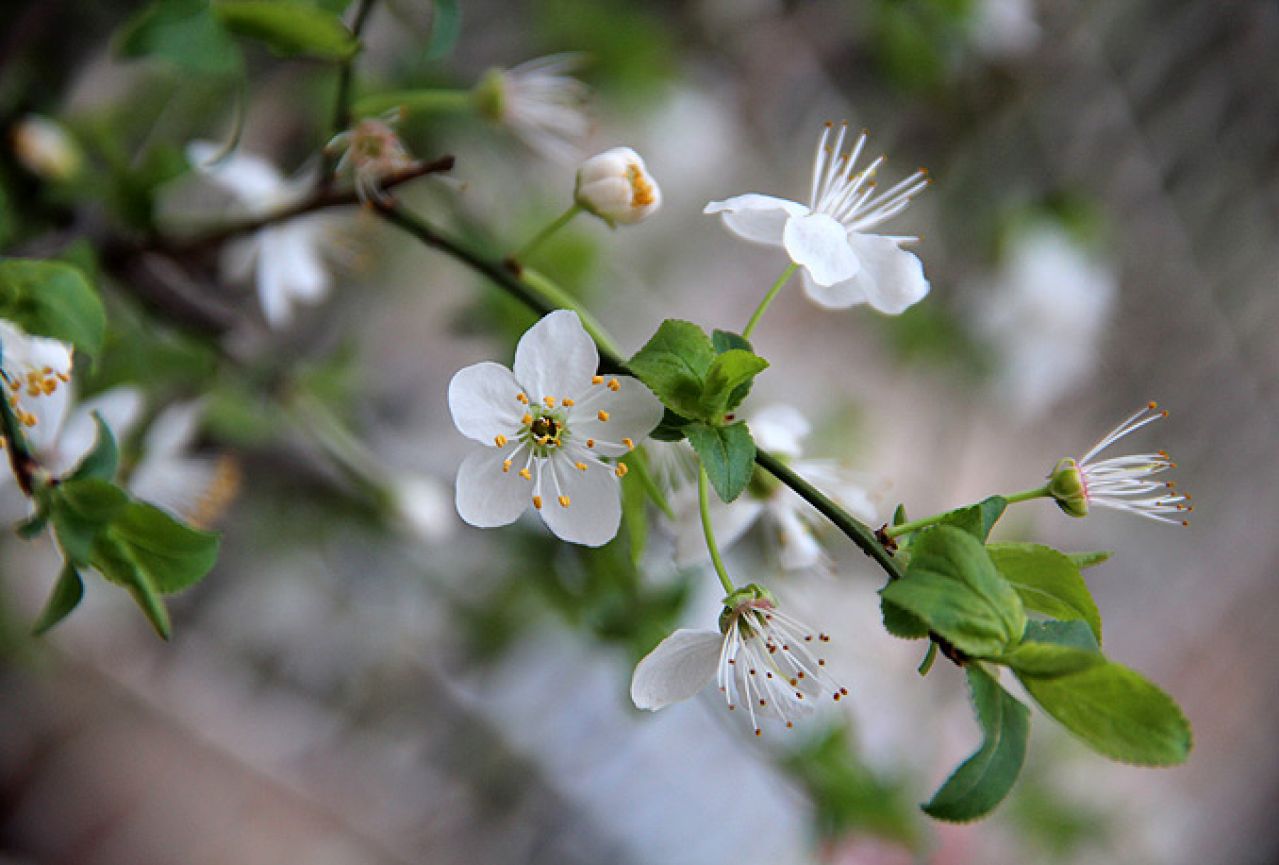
(254, 224, 331, 327)
(749, 404, 810, 459)
(55, 387, 146, 475)
(568, 376, 663, 446)
(513, 310, 599, 401)
(771, 501, 824, 571)
(21, 385, 72, 457)
(800, 267, 868, 309)
(186, 141, 287, 207)
(704, 194, 806, 246)
(144, 399, 205, 458)
(129, 456, 218, 522)
(845, 234, 930, 315)
(674, 493, 766, 566)
(630, 628, 722, 710)
(454, 447, 530, 528)
(393, 475, 457, 542)
(538, 458, 621, 547)
(255, 233, 293, 329)
(275, 219, 332, 301)
(448, 362, 526, 444)
(783, 213, 861, 287)
(219, 235, 259, 284)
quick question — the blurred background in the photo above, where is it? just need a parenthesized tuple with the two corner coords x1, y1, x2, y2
(2, 0, 1278, 863)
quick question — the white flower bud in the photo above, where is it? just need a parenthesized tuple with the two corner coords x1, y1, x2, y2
(12, 115, 82, 182)
(574, 147, 661, 226)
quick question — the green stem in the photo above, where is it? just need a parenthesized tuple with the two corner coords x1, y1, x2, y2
(353, 89, 472, 118)
(513, 204, 582, 263)
(698, 466, 735, 595)
(322, 0, 378, 183)
(884, 485, 1053, 539)
(742, 263, 798, 339)
(1003, 484, 1051, 504)
(517, 267, 625, 361)
(917, 641, 938, 676)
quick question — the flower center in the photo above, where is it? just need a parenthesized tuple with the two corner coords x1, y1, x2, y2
(521, 406, 568, 456)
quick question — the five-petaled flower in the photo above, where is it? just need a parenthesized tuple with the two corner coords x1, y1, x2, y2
(631, 584, 846, 736)
(448, 310, 662, 547)
(574, 147, 662, 226)
(705, 122, 930, 314)
(1048, 402, 1191, 525)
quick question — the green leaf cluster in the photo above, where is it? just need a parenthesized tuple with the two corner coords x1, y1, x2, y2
(0, 259, 106, 359)
(628, 321, 769, 501)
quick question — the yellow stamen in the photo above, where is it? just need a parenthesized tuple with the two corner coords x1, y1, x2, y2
(607, 378, 620, 392)
(575, 461, 587, 471)
(626, 164, 655, 208)
(622, 437, 634, 450)
(592, 375, 604, 385)
(597, 410, 609, 422)
(502, 459, 512, 473)
(562, 397, 575, 407)
(494, 434, 508, 447)
(543, 396, 556, 408)
(586, 439, 595, 448)
(557, 495, 571, 508)
(532, 495, 543, 510)
(516, 392, 529, 404)
(615, 464, 629, 478)
(522, 413, 533, 425)
(519, 468, 532, 480)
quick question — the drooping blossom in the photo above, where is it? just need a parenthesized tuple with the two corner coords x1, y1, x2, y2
(327, 112, 417, 205)
(473, 55, 591, 162)
(705, 122, 930, 314)
(447, 310, 663, 547)
(574, 147, 662, 226)
(631, 584, 846, 736)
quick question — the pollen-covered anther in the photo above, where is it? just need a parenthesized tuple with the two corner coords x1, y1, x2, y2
(575, 461, 587, 471)
(558, 495, 571, 508)
(494, 434, 508, 447)
(592, 375, 604, 385)
(597, 410, 609, 422)
(502, 459, 512, 473)
(562, 397, 575, 407)
(615, 464, 628, 478)
(522, 413, 533, 425)
(519, 468, 532, 480)
(586, 438, 595, 448)
(516, 392, 529, 404)
(607, 378, 620, 392)
(532, 495, 543, 510)
(622, 437, 634, 450)
(543, 396, 556, 408)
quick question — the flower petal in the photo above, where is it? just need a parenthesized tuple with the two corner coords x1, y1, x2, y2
(783, 213, 861, 286)
(513, 310, 599, 402)
(630, 628, 722, 710)
(748, 404, 810, 459)
(54, 387, 146, 475)
(455, 446, 530, 528)
(538, 458, 621, 547)
(799, 267, 868, 309)
(845, 234, 930, 315)
(186, 141, 288, 207)
(568, 375, 663, 449)
(448, 362, 527, 444)
(704, 194, 806, 246)
(771, 501, 824, 571)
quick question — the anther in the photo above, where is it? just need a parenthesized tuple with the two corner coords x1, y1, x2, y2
(563, 397, 575, 407)
(597, 410, 609, 422)
(607, 378, 620, 392)
(532, 495, 543, 510)
(758, 699, 767, 707)
(557, 495, 571, 508)
(575, 461, 587, 471)
(754, 728, 762, 737)
(522, 413, 533, 425)
(1147, 401, 1158, 410)
(502, 459, 512, 473)
(586, 439, 595, 448)
(592, 375, 604, 385)
(494, 434, 507, 447)
(544, 396, 556, 408)
(519, 468, 532, 480)
(622, 437, 634, 450)
(516, 392, 529, 404)
(615, 464, 628, 478)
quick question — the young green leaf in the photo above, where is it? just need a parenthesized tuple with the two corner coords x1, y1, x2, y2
(51, 478, 130, 564)
(67, 413, 120, 483)
(701, 348, 768, 417)
(1017, 661, 1192, 766)
(424, 0, 461, 59)
(988, 543, 1102, 643)
(628, 320, 717, 420)
(91, 532, 173, 639)
(922, 665, 1030, 822)
(881, 596, 930, 639)
(213, 0, 359, 59)
(109, 502, 220, 593)
(880, 527, 1025, 658)
(711, 329, 758, 409)
(0, 259, 106, 358)
(686, 421, 755, 502)
(998, 620, 1103, 677)
(32, 562, 86, 636)
(117, 0, 244, 76)
(938, 496, 1008, 541)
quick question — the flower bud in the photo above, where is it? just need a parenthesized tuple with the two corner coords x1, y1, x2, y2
(12, 115, 82, 182)
(574, 147, 661, 226)
(1047, 457, 1089, 518)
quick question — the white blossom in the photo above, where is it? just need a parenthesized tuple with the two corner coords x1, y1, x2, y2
(474, 55, 591, 162)
(0, 319, 74, 431)
(129, 400, 240, 528)
(631, 586, 846, 736)
(327, 113, 417, 205)
(447, 310, 663, 547)
(705, 122, 930, 314)
(1048, 402, 1191, 525)
(574, 147, 662, 226)
(676, 404, 877, 571)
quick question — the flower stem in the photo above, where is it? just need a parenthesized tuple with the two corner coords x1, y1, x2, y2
(352, 89, 473, 118)
(1003, 484, 1051, 504)
(883, 485, 1054, 539)
(742, 262, 798, 339)
(513, 203, 582, 263)
(322, 0, 379, 184)
(698, 466, 736, 595)
(519, 266, 625, 361)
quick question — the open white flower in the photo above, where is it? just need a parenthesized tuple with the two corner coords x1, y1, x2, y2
(574, 147, 661, 226)
(474, 55, 591, 162)
(0, 319, 74, 430)
(676, 404, 877, 571)
(327, 113, 416, 205)
(705, 122, 930, 314)
(973, 224, 1116, 419)
(182, 142, 337, 329)
(129, 400, 240, 529)
(631, 585, 846, 735)
(1047, 402, 1191, 525)
(448, 310, 662, 547)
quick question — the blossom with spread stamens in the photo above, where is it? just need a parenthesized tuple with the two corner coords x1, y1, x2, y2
(705, 122, 930, 314)
(0, 319, 74, 430)
(1047, 402, 1191, 525)
(327, 113, 417, 205)
(631, 584, 846, 736)
(574, 147, 662, 226)
(448, 310, 662, 546)
(473, 54, 591, 162)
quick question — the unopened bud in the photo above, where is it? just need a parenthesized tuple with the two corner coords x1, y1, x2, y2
(574, 147, 661, 226)
(1047, 457, 1088, 518)
(12, 115, 82, 182)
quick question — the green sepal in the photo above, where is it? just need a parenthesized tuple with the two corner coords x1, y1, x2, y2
(0, 259, 107, 358)
(988, 542, 1102, 643)
(67, 413, 120, 483)
(686, 421, 756, 503)
(213, 0, 359, 59)
(880, 527, 1025, 658)
(32, 562, 86, 636)
(922, 665, 1030, 822)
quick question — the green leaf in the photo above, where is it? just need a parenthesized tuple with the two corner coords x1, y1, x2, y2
(881, 596, 930, 639)
(933, 496, 1007, 541)
(922, 665, 1029, 822)
(701, 349, 768, 418)
(686, 421, 755, 503)
(91, 532, 172, 639)
(110, 503, 220, 593)
(214, 0, 359, 59)
(424, 0, 461, 60)
(1069, 550, 1112, 570)
(32, 562, 85, 636)
(648, 407, 691, 442)
(67, 413, 120, 483)
(0, 259, 106, 358)
(988, 543, 1102, 643)
(1017, 661, 1192, 766)
(880, 527, 1025, 658)
(117, 0, 244, 76)
(998, 620, 1103, 677)
(711, 329, 758, 409)
(52, 479, 130, 564)
(627, 320, 717, 420)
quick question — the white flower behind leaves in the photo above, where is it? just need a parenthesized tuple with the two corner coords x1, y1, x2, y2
(676, 404, 877, 572)
(169, 142, 339, 329)
(705, 122, 931, 315)
(474, 55, 591, 163)
(631, 585, 846, 736)
(129, 400, 241, 529)
(448, 310, 663, 547)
